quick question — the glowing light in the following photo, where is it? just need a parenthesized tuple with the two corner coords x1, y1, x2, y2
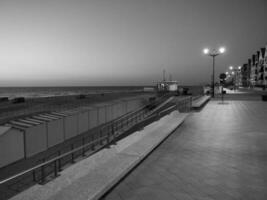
(219, 47, 225, 54)
(238, 66, 241, 70)
(226, 71, 229, 75)
(229, 66, 233, 70)
(203, 48, 210, 54)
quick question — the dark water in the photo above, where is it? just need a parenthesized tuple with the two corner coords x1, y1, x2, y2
(0, 86, 146, 99)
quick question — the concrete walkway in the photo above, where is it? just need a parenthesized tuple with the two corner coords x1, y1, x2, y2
(102, 100, 267, 200)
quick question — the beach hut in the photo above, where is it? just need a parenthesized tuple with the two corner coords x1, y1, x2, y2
(51, 111, 78, 140)
(33, 114, 64, 148)
(105, 103, 114, 122)
(112, 101, 127, 119)
(126, 98, 143, 112)
(87, 107, 98, 129)
(77, 109, 89, 134)
(96, 104, 107, 126)
(64, 109, 89, 135)
(9, 119, 48, 158)
(0, 126, 24, 168)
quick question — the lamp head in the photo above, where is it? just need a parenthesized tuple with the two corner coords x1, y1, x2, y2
(238, 66, 241, 70)
(219, 47, 225, 54)
(203, 48, 210, 55)
(229, 66, 233, 70)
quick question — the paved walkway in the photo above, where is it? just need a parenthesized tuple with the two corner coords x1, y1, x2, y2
(102, 100, 267, 200)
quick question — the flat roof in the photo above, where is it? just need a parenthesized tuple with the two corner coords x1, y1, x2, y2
(9, 121, 33, 128)
(18, 119, 41, 125)
(38, 114, 60, 120)
(51, 112, 68, 117)
(32, 116, 53, 121)
(62, 110, 79, 115)
(25, 118, 45, 124)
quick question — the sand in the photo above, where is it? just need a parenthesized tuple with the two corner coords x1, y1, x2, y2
(0, 91, 154, 125)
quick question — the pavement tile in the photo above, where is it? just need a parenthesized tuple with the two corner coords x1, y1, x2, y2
(103, 100, 267, 200)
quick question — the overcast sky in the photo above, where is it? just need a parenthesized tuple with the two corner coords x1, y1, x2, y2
(0, 0, 266, 86)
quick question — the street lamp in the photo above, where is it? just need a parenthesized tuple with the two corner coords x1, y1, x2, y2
(203, 47, 226, 97)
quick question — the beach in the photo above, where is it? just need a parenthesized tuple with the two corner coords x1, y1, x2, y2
(0, 91, 154, 125)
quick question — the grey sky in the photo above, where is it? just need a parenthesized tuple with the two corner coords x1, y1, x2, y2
(0, 0, 266, 86)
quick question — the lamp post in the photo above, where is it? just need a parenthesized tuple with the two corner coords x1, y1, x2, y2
(203, 47, 225, 97)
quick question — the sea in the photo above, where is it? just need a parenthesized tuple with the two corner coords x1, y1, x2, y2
(0, 86, 147, 99)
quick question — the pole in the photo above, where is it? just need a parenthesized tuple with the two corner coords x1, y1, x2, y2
(212, 55, 215, 98)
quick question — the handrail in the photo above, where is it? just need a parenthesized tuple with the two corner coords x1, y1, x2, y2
(0, 134, 110, 185)
(0, 103, 152, 185)
(0, 107, 150, 185)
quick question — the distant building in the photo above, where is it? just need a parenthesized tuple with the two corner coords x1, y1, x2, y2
(250, 54, 257, 87)
(257, 49, 265, 86)
(231, 44, 267, 89)
(263, 45, 267, 88)
(256, 51, 261, 86)
(157, 81, 179, 92)
(240, 64, 248, 87)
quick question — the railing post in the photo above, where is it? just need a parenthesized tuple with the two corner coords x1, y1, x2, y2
(58, 151, 62, 171)
(54, 160, 58, 177)
(106, 127, 110, 144)
(32, 170, 37, 182)
(99, 129, 103, 145)
(126, 116, 129, 126)
(190, 96, 192, 111)
(91, 134, 95, 150)
(82, 137, 85, 156)
(40, 158, 46, 184)
(71, 144, 75, 163)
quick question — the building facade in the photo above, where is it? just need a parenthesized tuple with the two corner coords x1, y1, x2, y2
(240, 44, 267, 89)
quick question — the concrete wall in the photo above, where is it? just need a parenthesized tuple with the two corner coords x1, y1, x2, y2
(0, 127, 24, 168)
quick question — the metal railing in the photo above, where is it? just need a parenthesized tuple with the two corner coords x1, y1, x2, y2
(0, 95, 191, 200)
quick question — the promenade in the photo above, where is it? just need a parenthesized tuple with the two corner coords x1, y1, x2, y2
(102, 98, 267, 200)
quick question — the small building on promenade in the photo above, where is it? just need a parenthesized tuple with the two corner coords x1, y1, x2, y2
(157, 81, 179, 92)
